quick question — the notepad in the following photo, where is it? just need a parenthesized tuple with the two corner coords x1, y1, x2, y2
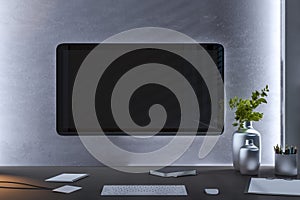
(149, 169, 196, 177)
(247, 178, 300, 196)
(45, 173, 88, 182)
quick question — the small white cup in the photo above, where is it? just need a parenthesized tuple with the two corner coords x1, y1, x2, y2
(275, 154, 298, 176)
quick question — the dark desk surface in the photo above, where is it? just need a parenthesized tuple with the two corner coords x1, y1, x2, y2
(0, 166, 299, 200)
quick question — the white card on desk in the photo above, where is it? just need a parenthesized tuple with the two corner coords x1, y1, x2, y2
(247, 177, 300, 196)
(45, 173, 88, 182)
(53, 185, 82, 194)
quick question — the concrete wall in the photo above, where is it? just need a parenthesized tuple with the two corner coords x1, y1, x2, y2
(0, 0, 280, 166)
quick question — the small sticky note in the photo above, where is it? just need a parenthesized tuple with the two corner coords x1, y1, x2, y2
(53, 185, 82, 194)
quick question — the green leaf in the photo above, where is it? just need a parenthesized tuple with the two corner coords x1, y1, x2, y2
(260, 98, 267, 104)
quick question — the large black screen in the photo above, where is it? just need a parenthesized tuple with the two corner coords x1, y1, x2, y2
(57, 43, 224, 136)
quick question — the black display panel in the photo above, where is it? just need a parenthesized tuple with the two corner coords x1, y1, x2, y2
(57, 43, 224, 136)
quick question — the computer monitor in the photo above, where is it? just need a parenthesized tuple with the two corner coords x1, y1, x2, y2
(56, 43, 224, 136)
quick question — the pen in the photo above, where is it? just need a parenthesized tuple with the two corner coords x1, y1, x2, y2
(273, 144, 298, 154)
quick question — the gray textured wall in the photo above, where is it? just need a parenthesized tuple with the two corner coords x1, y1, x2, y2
(286, 0, 300, 147)
(0, 0, 280, 166)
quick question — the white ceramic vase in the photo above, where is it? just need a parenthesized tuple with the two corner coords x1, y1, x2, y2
(232, 121, 261, 171)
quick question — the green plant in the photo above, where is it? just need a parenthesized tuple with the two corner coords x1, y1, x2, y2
(229, 85, 269, 130)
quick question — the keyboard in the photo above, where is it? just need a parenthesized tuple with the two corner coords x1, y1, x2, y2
(101, 185, 187, 196)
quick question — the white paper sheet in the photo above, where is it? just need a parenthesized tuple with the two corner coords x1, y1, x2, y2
(53, 185, 82, 194)
(45, 173, 88, 182)
(247, 178, 300, 196)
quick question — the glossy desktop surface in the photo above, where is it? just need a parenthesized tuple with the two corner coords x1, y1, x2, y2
(0, 166, 298, 200)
